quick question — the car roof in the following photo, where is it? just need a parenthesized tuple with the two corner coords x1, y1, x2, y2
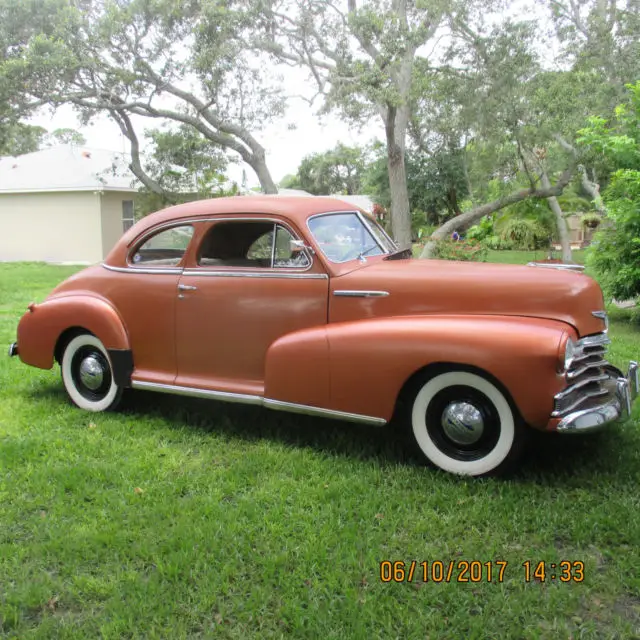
(135, 195, 364, 233)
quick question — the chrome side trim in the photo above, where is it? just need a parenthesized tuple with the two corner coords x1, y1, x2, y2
(182, 270, 328, 279)
(527, 262, 586, 271)
(130, 380, 387, 426)
(131, 380, 263, 405)
(102, 263, 183, 276)
(333, 290, 390, 298)
(263, 398, 387, 426)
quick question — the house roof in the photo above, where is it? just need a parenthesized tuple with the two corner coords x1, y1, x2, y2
(0, 145, 137, 194)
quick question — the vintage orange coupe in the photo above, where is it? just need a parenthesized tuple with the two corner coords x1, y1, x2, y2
(8, 196, 639, 475)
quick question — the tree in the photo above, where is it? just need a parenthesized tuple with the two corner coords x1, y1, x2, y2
(0, 0, 281, 195)
(46, 128, 87, 147)
(294, 143, 367, 195)
(0, 122, 47, 156)
(248, 0, 451, 248)
(135, 124, 235, 214)
(363, 144, 469, 223)
(578, 82, 640, 300)
(416, 17, 581, 259)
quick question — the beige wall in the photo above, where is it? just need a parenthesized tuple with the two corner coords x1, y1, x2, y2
(100, 191, 133, 258)
(0, 191, 103, 263)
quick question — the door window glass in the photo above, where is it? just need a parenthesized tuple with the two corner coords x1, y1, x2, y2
(130, 225, 194, 266)
(274, 225, 311, 268)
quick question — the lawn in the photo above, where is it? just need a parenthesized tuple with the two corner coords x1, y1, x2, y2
(1, 261, 639, 639)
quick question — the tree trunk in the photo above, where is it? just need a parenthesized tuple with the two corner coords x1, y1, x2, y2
(384, 106, 412, 248)
(579, 165, 606, 214)
(540, 171, 572, 263)
(418, 163, 577, 258)
(250, 151, 278, 194)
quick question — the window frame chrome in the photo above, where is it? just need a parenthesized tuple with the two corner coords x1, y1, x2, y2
(115, 216, 316, 276)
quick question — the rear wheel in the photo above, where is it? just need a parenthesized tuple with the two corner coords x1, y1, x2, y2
(61, 334, 123, 412)
(409, 370, 526, 476)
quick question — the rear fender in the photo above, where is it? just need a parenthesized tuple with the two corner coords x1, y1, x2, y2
(16, 293, 130, 370)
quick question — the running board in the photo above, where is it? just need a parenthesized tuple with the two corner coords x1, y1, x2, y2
(131, 380, 386, 426)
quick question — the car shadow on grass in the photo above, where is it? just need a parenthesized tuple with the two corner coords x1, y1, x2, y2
(27, 382, 638, 483)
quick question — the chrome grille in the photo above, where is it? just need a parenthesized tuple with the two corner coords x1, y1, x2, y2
(553, 333, 613, 418)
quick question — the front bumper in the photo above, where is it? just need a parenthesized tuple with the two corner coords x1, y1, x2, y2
(8, 342, 18, 357)
(555, 361, 638, 433)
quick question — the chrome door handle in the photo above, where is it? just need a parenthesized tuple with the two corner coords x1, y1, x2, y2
(178, 284, 198, 291)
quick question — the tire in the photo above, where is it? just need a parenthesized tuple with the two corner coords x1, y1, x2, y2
(409, 370, 526, 476)
(61, 334, 123, 412)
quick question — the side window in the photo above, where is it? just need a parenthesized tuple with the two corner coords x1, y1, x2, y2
(274, 225, 311, 268)
(130, 225, 194, 267)
(198, 221, 274, 268)
(122, 200, 135, 232)
(197, 220, 311, 269)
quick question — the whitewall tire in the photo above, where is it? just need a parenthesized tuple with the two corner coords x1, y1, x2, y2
(410, 370, 524, 476)
(61, 334, 123, 412)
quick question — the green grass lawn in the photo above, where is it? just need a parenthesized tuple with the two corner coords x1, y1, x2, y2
(1, 262, 639, 639)
(485, 249, 586, 265)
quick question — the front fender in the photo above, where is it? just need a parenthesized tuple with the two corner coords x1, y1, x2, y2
(265, 315, 574, 429)
(16, 293, 130, 370)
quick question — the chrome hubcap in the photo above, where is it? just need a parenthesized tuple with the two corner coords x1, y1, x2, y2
(79, 355, 105, 391)
(441, 402, 485, 445)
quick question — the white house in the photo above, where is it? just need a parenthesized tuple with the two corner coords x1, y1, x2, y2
(0, 145, 137, 263)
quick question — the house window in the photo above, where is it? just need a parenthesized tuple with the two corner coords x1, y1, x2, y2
(122, 200, 135, 232)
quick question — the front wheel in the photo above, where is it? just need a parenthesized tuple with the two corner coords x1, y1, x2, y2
(61, 334, 123, 412)
(410, 370, 526, 476)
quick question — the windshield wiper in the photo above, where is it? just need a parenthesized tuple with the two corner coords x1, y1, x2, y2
(356, 244, 380, 262)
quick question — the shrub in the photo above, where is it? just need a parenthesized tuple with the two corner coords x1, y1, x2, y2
(586, 169, 640, 300)
(498, 217, 549, 250)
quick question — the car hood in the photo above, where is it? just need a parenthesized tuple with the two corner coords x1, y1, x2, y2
(329, 258, 606, 337)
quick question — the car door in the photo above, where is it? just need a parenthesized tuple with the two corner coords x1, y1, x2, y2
(103, 223, 195, 385)
(174, 218, 329, 395)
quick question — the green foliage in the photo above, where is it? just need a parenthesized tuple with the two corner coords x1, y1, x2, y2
(295, 143, 366, 195)
(0, 122, 46, 156)
(581, 82, 640, 300)
(363, 146, 469, 224)
(46, 127, 86, 147)
(432, 239, 488, 262)
(587, 169, 640, 300)
(497, 217, 550, 250)
(134, 124, 237, 216)
(466, 215, 495, 242)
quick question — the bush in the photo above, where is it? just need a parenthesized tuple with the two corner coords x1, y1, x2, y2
(586, 169, 640, 300)
(433, 239, 488, 262)
(498, 217, 549, 250)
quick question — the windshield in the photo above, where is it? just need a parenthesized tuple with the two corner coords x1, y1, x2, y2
(307, 212, 396, 263)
